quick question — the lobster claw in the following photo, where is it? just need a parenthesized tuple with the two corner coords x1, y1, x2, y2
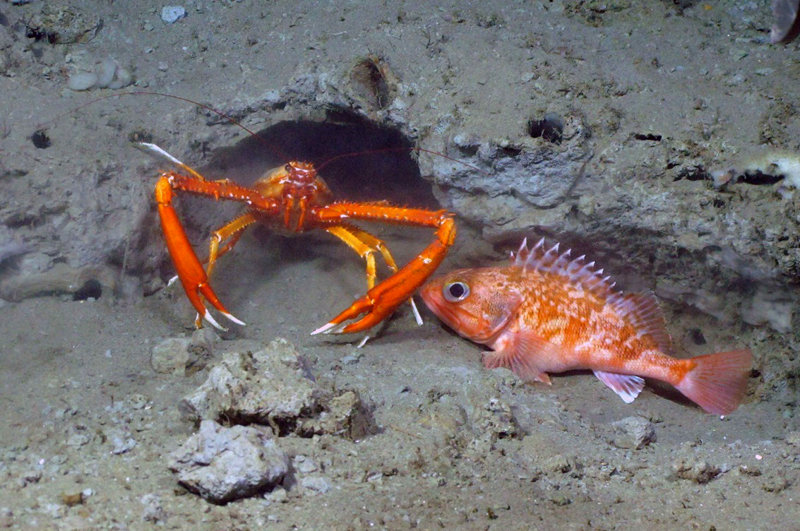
(155, 175, 245, 330)
(312, 216, 454, 335)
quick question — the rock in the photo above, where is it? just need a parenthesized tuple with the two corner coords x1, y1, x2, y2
(608, 416, 657, 450)
(187, 328, 217, 373)
(95, 57, 117, 88)
(140, 493, 166, 524)
(297, 390, 376, 440)
(168, 420, 288, 504)
(179, 338, 375, 438)
(161, 6, 187, 24)
(0, 263, 116, 302)
(67, 72, 98, 91)
(108, 429, 136, 455)
(671, 458, 721, 484)
(300, 475, 330, 495)
(179, 338, 322, 431)
(150, 337, 190, 375)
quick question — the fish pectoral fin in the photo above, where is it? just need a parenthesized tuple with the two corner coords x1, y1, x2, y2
(483, 349, 552, 384)
(593, 370, 645, 403)
(483, 329, 563, 384)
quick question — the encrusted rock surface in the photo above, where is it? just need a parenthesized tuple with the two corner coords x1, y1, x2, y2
(168, 420, 288, 504)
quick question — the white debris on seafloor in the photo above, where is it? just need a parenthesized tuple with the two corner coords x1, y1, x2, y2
(713, 149, 800, 189)
(744, 150, 800, 188)
(67, 57, 133, 92)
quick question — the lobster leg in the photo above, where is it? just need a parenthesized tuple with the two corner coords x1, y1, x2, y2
(325, 225, 422, 326)
(155, 175, 245, 330)
(205, 212, 258, 279)
(311, 204, 456, 334)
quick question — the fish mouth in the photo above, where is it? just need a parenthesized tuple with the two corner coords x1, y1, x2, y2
(419, 283, 455, 324)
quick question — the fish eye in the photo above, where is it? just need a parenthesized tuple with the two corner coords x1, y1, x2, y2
(443, 281, 469, 302)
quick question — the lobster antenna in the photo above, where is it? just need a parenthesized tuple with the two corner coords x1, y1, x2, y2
(316, 145, 487, 176)
(36, 90, 292, 162)
(39, 90, 487, 176)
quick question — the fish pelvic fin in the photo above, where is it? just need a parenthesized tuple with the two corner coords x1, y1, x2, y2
(675, 349, 753, 415)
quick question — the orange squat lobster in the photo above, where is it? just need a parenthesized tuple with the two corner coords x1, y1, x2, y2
(143, 143, 456, 335)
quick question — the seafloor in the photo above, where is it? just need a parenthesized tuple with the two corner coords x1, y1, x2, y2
(0, 1, 798, 529)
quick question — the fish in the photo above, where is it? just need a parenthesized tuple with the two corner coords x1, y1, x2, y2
(419, 238, 753, 415)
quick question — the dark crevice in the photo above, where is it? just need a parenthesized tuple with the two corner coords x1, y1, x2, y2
(73, 279, 102, 301)
(674, 166, 709, 181)
(527, 113, 564, 144)
(633, 133, 662, 141)
(739, 171, 784, 186)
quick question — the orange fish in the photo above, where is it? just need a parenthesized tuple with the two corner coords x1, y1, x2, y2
(420, 238, 752, 415)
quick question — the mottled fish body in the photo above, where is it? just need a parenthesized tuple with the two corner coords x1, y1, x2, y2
(420, 238, 752, 415)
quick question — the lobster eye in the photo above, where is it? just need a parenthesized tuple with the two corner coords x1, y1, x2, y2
(443, 281, 469, 302)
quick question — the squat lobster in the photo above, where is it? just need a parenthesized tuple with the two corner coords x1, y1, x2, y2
(143, 142, 456, 335)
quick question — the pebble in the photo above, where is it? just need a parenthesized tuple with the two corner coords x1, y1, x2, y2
(109, 430, 137, 455)
(150, 337, 190, 375)
(67, 72, 98, 91)
(608, 416, 656, 450)
(161, 6, 187, 24)
(300, 476, 330, 494)
(66, 59, 133, 92)
(95, 58, 117, 88)
(140, 493, 166, 523)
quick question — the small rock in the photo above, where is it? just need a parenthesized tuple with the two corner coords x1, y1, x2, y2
(95, 57, 117, 88)
(186, 328, 217, 374)
(109, 429, 137, 455)
(108, 66, 133, 89)
(67, 72, 98, 91)
(60, 491, 84, 507)
(671, 458, 721, 484)
(294, 455, 318, 474)
(168, 420, 288, 504)
(761, 471, 790, 493)
(140, 493, 166, 523)
(151, 337, 190, 375)
(161, 6, 187, 24)
(300, 475, 330, 495)
(0, 507, 13, 528)
(264, 487, 288, 504)
(608, 416, 656, 450)
(297, 389, 376, 440)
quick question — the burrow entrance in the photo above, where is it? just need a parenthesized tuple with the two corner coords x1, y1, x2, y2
(200, 114, 439, 209)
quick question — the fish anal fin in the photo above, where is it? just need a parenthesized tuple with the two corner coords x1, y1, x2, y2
(593, 370, 645, 403)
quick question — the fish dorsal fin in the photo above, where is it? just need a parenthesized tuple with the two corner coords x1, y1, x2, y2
(593, 370, 645, 403)
(512, 238, 673, 354)
(511, 238, 617, 301)
(605, 291, 673, 354)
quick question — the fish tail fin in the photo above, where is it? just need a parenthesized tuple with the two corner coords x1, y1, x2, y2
(675, 349, 752, 415)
